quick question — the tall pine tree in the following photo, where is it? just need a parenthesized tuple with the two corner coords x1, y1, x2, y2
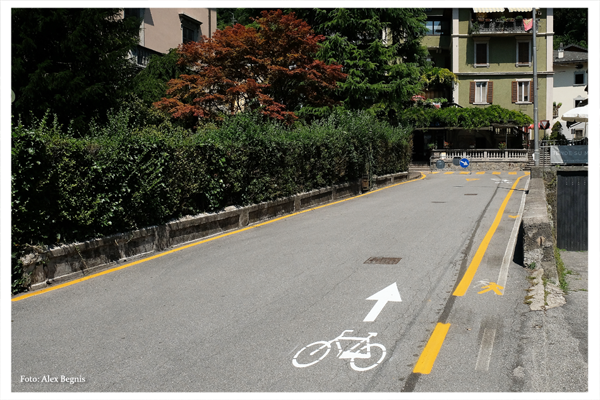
(289, 8, 430, 117)
(11, 8, 141, 133)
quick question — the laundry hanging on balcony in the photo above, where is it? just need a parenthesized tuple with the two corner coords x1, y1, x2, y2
(523, 18, 533, 31)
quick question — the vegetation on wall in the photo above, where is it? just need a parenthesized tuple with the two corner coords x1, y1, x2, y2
(397, 105, 533, 129)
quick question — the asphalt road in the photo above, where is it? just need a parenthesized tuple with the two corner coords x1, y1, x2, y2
(12, 171, 534, 393)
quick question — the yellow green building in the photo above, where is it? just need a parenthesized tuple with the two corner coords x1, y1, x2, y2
(422, 7, 553, 137)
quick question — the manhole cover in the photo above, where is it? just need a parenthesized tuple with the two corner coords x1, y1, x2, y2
(364, 257, 402, 265)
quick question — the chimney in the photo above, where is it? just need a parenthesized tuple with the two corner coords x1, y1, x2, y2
(558, 43, 564, 59)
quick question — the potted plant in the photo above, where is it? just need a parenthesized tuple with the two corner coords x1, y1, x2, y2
(516, 15, 523, 25)
(470, 22, 480, 34)
(498, 142, 507, 150)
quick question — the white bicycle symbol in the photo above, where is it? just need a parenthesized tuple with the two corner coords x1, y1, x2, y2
(292, 330, 386, 372)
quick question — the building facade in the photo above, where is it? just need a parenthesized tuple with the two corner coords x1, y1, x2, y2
(422, 7, 553, 135)
(551, 44, 588, 139)
(124, 8, 217, 67)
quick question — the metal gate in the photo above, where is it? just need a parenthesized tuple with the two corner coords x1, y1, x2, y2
(556, 170, 588, 251)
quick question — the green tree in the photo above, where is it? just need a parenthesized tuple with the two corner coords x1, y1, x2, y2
(216, 8, 264, 30)
(553, 8, 587, 49)
(11, 8, 141, 133)
(131, 48, 188, 107)
(287, 8, 429, 117)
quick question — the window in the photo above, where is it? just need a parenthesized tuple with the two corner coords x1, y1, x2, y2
(516, 40, 530, 66)
(572, 129, 583, 139)
(574, 71, 585, 85)
(574, 98, 586, 108)
(474, 41, 488, 67)
(180, 14, 201, 44)
(512, 80, 532, 103)
(426, 20, 448, 35)
(469, 81, 493, 104)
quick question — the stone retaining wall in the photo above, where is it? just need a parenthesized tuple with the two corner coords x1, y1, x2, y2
(21, 171, 418, 290)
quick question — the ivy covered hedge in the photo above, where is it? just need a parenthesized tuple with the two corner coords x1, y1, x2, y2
(11, 110, 412, 292)
(398, 105, 533, 129)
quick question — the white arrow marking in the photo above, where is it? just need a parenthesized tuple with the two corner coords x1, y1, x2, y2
(364, 283, 402, 322)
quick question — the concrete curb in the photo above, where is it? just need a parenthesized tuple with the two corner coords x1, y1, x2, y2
(20, 171, 419, 291)
(522, 175, 558, 284)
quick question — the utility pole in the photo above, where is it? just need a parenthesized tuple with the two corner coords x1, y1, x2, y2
(533, 8, 539, 166)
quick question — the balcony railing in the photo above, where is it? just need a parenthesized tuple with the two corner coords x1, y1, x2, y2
(431, 149, 528, 162)
(470, 19, 537, 35)
(130, 45, 162, 67)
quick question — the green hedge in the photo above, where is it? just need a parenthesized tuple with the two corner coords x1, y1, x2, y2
(398, 105, 533, 129)
(11, 110, 412, 292)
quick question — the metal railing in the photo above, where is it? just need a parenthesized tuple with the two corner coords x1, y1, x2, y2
(470, 19, 537, 35)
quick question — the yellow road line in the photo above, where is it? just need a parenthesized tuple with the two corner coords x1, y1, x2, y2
(459, 172, 469, 175)
(444, 172, 454, 175)
(492, 172, 501, 175)
(476, 171, 485, 175)
(452, 175, 525, 296)
(508, 172, 517, 175)
(413, 323, 451, 374)
(12, 174, 426, 302)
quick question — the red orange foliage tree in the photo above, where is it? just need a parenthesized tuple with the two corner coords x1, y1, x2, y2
(154, 10, 346, 124)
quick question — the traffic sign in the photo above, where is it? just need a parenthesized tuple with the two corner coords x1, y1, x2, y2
(460, 158, 470, 168)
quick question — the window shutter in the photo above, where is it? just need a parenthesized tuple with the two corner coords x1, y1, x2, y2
(469, 82, 475, 104)
(529, 81, 534, 101)
(511, 81, 517, 103)
(487, 82, 493, 104)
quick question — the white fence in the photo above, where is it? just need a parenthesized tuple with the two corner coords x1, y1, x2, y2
(431, 149, 528, 161)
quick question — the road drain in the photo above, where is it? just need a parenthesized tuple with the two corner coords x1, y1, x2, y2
(464, 194, 478, 196)
(364, 257, 402, 265)
(431, 201, 446, 203)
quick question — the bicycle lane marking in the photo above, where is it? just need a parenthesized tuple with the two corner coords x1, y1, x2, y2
(12, 174, 427, 302)
(407, 174, 527, 380)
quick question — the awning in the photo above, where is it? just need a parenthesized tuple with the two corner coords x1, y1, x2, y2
(508, 8, 533, 12)
(561, 105, 588, 122)
(473, 8, 505, 13)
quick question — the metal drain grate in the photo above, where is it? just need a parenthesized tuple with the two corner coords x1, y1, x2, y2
(432, 201, 446, 203)
(364, 257, 402, 265)
(464, 193, 478, 196)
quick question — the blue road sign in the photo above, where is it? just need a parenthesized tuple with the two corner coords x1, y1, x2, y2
(460, 158, 470, 168)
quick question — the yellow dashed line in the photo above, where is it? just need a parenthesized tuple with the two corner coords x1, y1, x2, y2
(459, 172, 469, 175)
(444, 172, 454, 175)
(492, 172, 501, 175)
(508, 172, 517, 175)
(476, 171, 485, 175)
(413, 323, 451, 374)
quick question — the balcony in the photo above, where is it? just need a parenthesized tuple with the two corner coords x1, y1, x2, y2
(470, 7, 537, 36)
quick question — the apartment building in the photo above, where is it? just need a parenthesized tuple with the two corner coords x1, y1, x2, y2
(124, 8, 217, 67)
(422, 8, 553, 136)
